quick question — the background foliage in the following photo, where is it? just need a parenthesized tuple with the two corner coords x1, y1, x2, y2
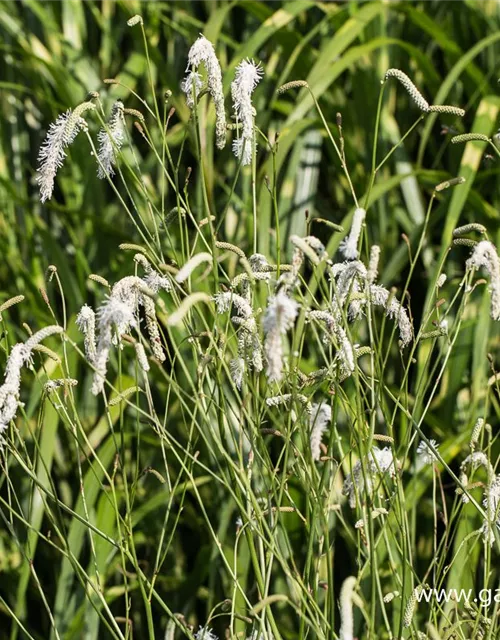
(1, 1, 500, 639)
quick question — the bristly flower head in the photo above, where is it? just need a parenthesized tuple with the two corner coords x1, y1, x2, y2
(76, 304, 97, 364)
(194, 627, 218, 640)
(342, 446, 397, 508)
(89, 265, 171, 394)
(184, 35, 226, 149)
(181, 71, 203, 109)
(340, 208, 366, 260)
(309, 402, 332, 461)
(481, 474, 500, 547)
(0, 325, 63, 436)
(262, 290, 299, 382)
(97, 101, 125, 179)
(231, 59, 264, 166)
(92, 296, 138, 395)
(36, 102, 95, 202)
(36, 111, 73, 202)
(416, 439, 439, 466)
(466, 240, 500, 321)
(369, 285, 413, 347)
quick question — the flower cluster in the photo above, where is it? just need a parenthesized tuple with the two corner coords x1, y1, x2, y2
(213, 291, 263, 388)
(342, 447, 397, 508)
(76, 259, 170, 395)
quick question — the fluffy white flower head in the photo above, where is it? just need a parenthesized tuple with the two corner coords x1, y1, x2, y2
(0, 326, 62, 435)
(231, 59, 264, 165)
(466, 240, 500, 321)
(263, 290, 299, 336)
(97, 101, 125, 179)
(194, 627, 218, 640)
(310, 402, 332, 461)
(181, 71, 203, 109)
(340, 208, 366, 260)
(416, 439, 439, 466)
(184, 35, 226, 149)
(36, 102, 95, 202)
(263, 290, 299, 382)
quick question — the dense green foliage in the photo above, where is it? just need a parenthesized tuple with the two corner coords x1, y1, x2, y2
(1, 2, 500, 639)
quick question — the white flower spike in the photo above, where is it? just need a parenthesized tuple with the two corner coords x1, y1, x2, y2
(184, 35, 226, 149)
(231, 59, 263, 165)
(97, 101, 125, 179)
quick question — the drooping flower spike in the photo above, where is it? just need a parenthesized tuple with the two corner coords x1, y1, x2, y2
(466, 240, 500, 321)
(0, 325, 63, 436)
(183, 35, 226, 149)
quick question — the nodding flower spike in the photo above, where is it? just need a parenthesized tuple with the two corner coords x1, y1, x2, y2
(0, 325, 63, 436)
(384, 68, 429, 112)
(183, 35, 226, 149)
(175, 253, 213, 283)
(127, 15, 143, 26)
(339, 576, 357, 640)
(466, 240, 500, 321)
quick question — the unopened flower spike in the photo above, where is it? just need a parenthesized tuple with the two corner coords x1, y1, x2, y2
(231, 58, 264, 165)
(127, 15, 143, 27)
(339, 576, 357, 640)
(183, 35, 226, 149)
(97, 101, 125, 179)
(384, 68, 429, 112)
